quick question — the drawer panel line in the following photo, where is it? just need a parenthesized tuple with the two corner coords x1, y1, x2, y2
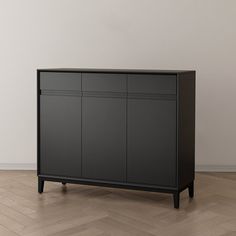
(82, 91, 127, 98)
(41, 90, 82, 97)
(128, 93, 176, 100)
(41, 90, 176, 100)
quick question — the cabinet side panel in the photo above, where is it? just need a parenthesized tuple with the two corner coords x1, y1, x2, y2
(37, 71, 40, 175)
(178, 72, 196, 189)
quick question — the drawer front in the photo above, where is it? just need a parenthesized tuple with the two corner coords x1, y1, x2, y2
(82, 73, 126, 92)
(40, 72, 81, 90)
(128, 74, 176, 94)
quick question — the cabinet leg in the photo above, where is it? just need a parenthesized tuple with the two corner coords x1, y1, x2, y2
(38, 178, 44, 193)
(188, 181, 194, 198)
(173, 192, 180, 209)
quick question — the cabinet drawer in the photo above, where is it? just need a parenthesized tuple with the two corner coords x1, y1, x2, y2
(82, 73, 126, 92)
(128, 74, 176, 94)
(40, 72, 81, 90)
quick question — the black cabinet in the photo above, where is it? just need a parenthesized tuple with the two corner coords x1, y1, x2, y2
(37, 68, 195, 208)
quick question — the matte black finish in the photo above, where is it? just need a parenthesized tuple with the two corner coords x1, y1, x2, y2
(177, 72, 196, 189)
(40, 95, 82, 178)
(173, 193, 180, 209)
(40, 72, 81, 90)
(127, 99, 176, 187)
(82, 73, 127, 181)
(82, 73, 126, 92)
(128, 74, 176, 94)
(37, 68, 196, 209)
(39, 68, 193, 74)
(188, 181, 194, 198)
(38, 178, 44, 193)
(82, 97, 126, 181)
(38, 175, 177, 192)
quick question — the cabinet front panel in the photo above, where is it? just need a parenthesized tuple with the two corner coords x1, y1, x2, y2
(128, 74, 176, 94)
(40, 72, 81, 90)
(127, 99, 176, 187)
(40, 95, 81, 178)
(82, 73, 126, 92)
(82, 97, 126, 182)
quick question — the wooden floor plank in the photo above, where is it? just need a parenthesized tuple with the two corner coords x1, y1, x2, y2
(0, 171, 235, 236)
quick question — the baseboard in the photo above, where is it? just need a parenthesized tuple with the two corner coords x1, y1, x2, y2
(0, 163, 235, 172)
(196, 165, 236, 172)
(0, 163, 36, 170)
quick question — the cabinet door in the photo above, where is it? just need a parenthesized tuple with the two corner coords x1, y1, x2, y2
(127, 99, 176, 187)
(82, 97, 126, 182)
(40, 95, 81, 178)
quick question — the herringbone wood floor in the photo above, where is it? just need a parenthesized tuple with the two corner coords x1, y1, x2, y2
(0, 171, 235, 236)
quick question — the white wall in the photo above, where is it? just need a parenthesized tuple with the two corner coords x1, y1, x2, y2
(0, 0, 236, 170)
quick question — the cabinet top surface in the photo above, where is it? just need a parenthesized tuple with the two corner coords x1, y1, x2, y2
(38, 68, 195, 75)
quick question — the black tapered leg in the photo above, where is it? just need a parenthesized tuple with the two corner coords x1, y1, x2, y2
(62, 182, 66, 185)
(188, 181, 194, 198)
(173, 192, 180, 209)
(38, 178, 44, 193)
